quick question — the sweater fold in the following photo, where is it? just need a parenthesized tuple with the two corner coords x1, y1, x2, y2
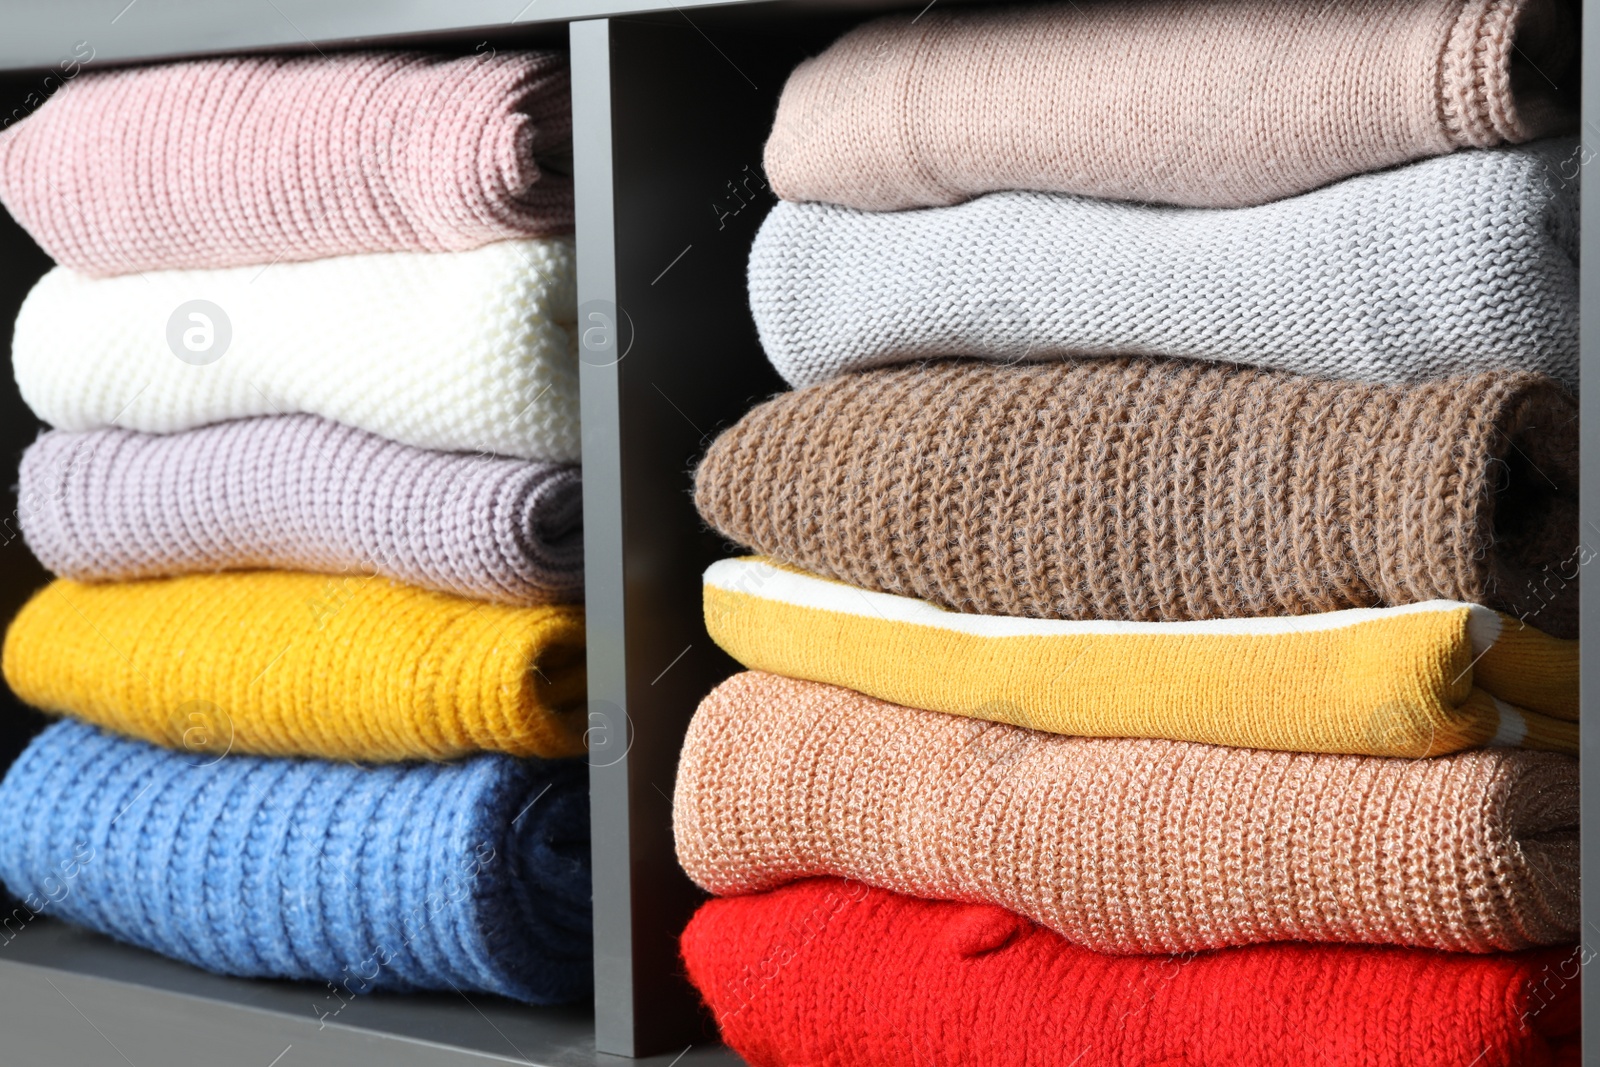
(2, 573, 588, 762)
(0, 51, 573, 275)
(684, 879, 1580, 1067)
(0, 720, 592, 1003)
(674, 672, 1580, 954)
(765, 0, 1578, 210)
(694, 360, 1579, 637)
(703, 557, 1577, 758)
(13, 238, 579, 462)
(750, 143, 1579, 389)
(19, 418, 583, 605)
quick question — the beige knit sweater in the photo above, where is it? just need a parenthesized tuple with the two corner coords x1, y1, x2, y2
(674, 672, 1580, 954)
(694, 359, 1578, 637)
(766, 0, 1578, 210)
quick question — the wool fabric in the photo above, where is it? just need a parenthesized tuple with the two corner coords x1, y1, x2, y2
(704, 557, 1577, 758)
(13, 238, 578, 462)
(19, 417, 583, 605)
(752, 143, 1579, 389)
(694, 360, 1579, 638)
(683, 880, 1582, 1067)
(0, 51, 572, 275)
(765, 0, 1578, 211)
(2, 573, 587, 762)
(675, 673, 1580, 954)
(0, 720, 591, 1003)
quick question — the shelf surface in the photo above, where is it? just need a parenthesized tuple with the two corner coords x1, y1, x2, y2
(0, 0, 962, 70)
(0, 919, 743, 1066)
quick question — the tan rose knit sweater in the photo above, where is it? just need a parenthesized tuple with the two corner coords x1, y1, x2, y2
(765, 0, 1578, 210)
(694, 360, 1579, 637)
(674, 672, 1580, 954)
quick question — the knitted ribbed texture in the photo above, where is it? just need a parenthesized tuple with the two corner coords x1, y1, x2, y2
(0, 51, 573, 275)
(20, 418, 583, 605)
(703, 557, 1579, 758)
(674, 673, 1580, 954)
(0, 720, 592, 1003)
(683, 880, 1581, 1067)
(2, 574, 587, 762)
(13, 238, 578, 462)
(765, 0, 1577, 211)
(751, 143, 1579, 389)
(694, 360, 1579, 638)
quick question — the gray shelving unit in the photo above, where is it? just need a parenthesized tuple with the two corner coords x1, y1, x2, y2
(0, 0, 1594, 1064)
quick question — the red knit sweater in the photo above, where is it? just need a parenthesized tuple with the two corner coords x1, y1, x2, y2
(682, 879, 1580, 1067)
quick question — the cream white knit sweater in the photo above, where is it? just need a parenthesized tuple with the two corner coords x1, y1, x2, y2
(13, 238, 578, 461)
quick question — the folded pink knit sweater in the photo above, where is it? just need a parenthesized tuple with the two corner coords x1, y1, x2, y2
(766, 0, 1578, 210)
(675, 672, 1580, 955)
(0, 51, 572, 274)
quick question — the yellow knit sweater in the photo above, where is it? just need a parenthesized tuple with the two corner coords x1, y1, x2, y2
(703, 557, 1576, 758)
(3, 572, 587, 761)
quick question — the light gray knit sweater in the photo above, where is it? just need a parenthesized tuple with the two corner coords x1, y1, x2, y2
(749, 141, 1579, 389)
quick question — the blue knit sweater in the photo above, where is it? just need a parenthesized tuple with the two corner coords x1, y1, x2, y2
(0, 720, 592, 1003)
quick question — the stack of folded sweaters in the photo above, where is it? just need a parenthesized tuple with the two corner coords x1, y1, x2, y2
(676, 2, 1583, 1064)
(0, 51, 592, 1004)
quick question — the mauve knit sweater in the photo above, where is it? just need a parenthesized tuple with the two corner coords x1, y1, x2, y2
(694, 359, 1579, 637)
(765, 0, 1577, 210)
(19, 417, 583, 605)
(0, 51, 573, 274)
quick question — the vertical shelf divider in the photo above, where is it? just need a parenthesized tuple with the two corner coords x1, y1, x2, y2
(570, 16, 644, 1059)
(1580, 0, 1598, 1057)
(571, 14, 798, 1057)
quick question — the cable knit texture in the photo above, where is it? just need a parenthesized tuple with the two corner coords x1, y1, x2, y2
(694, 360, 1579, 638)
(0, 51, 573, 275)
(765, 0, 1578, 210)
(703, 557, 1578, 758)
(13, 238, 578, 462)
(751, 143, 1580, 389)
(0, 720, 592, 1003)
(2, 574, 587, 762)
(19, 418, 583, 605)
(683, 880, 1582, 1067)
(674, 673, 1580, 954)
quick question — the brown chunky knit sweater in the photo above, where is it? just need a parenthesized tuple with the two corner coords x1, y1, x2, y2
(694, 360, 1578, 636)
